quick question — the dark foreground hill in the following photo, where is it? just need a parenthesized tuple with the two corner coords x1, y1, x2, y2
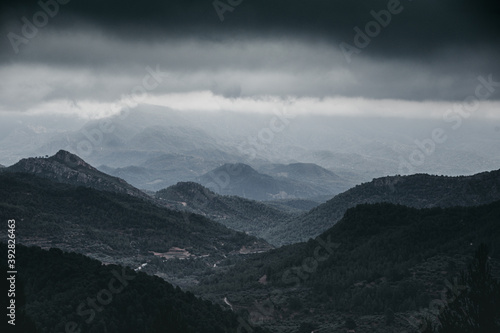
(269, 169, 500, 245)
(196, 201, 500, 332)
(0, 243, 268, 333)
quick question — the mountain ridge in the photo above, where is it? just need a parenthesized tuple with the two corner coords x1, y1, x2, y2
(7, 150, 151, 200)
(197, 162, 345, 200)
(267, 169, 500, 245)
(156, 181, 295, 244)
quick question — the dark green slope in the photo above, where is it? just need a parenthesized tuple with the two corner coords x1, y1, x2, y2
(197, 201, 500, 332)
(0, 172, 269, 266)
(0, 244, 266, 333)
(270, 169, 500, 245)
(156, 182, 294, 245)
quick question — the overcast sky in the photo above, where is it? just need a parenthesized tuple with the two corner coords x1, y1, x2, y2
(1, 0, 499, 119)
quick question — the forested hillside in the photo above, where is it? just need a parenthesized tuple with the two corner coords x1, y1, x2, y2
(268, 170, 500, 245)
(0, 172, 270, 268)
(156, 182, 294, 244)
(1, 244, 267, 333)
(195, 201, 500, 332)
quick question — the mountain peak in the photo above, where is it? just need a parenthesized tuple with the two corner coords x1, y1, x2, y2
(7, 150, 149, 200)
(53, 149, 81, 160)
(50, 150, 96, 170)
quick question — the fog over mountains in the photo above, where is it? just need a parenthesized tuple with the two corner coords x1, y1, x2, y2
(1, 107, 500, 199)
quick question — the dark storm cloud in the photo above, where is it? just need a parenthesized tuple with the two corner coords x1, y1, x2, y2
(1, 0, 499, 58)
(1, 0, 499, 114)
(2, 35, 498, 104)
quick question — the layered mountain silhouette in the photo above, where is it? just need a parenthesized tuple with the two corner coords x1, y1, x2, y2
(266, 169, 500, 245)
(2, 149, 500, 333)
(98, 153, 223, 191)
(0, 172, 271, 261)
(258, 162, 342, 182)
(1, 152, 272, 275)
(2, 110, 500, 188)
(196, 163, 347, 200)
(258, 162, 353, 195)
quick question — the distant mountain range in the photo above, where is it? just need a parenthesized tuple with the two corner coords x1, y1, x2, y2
(6, 151, 500, 249)
(265, 169, 500, 245)
(100, 159, 354, 199)
(258, 162, 352, 195)
(196, 162, 351, 201)
(98, 153, 223, 191)
(259, 162, 341, 179)
(155, 167, 500, 246)
(3, 109, 499, 196)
